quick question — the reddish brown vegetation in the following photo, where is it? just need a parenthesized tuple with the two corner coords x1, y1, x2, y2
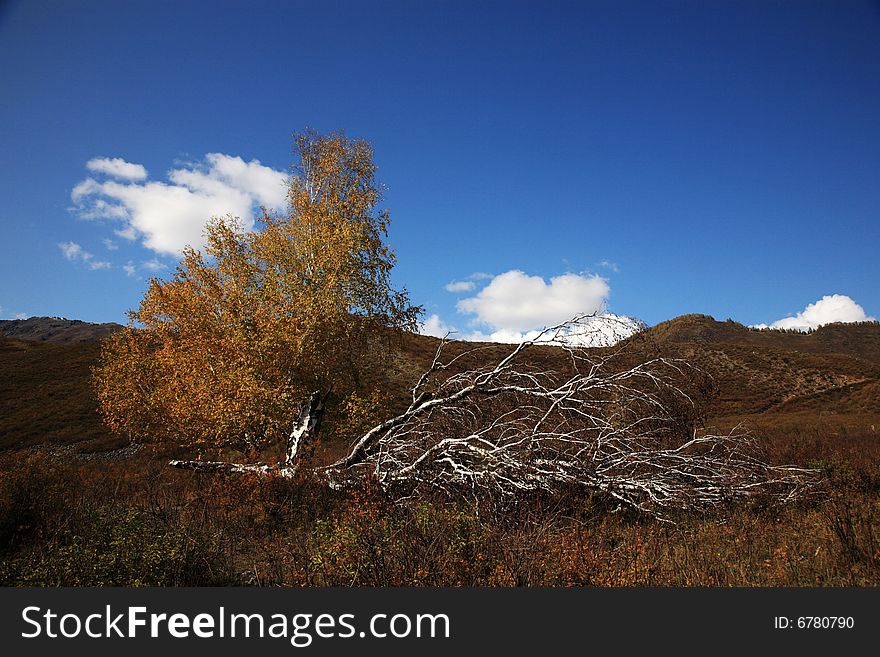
(1, 423, 877, 586)
(1, 314, 878, 586)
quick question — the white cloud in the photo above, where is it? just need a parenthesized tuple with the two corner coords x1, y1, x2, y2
(754, 294, 876, 332)
(468, 272, 493, 280)
(71, 178, 100, 202)
(1, 306, 31, 321)
(420, 314, 458, 338)
(102, 238, 118, 251)
(71, 153, 288, 256)
(420, 268, 643, 346)
(58, 240, 111, 271)
(141, 258, 166, 272)
(457, 270, 610, 335)
(86, 157, 148, 181)
(597, 259, 619, 273)
(115, 225, 137, 241)
(59, 241, 85, 261)
(445, 280, 475, 293)
(123, 259, 167, 278)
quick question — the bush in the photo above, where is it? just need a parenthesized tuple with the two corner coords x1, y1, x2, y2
(0, 503, 228, 586)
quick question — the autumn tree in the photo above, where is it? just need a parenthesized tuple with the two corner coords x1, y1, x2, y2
(96, 130, 420, 459)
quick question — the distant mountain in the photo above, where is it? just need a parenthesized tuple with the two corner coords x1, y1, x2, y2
(394, 313, 880, 422)
(0, 316, 122, 344)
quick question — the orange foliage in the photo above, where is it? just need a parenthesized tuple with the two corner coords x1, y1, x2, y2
(95, 131, 420, 450)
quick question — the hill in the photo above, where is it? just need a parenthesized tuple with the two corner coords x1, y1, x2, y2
(0, 316, 122, 344)
(0, 336, 121, 450)
(627, 315, 880, 421)
(1, 314, 878, 587)
(0, 314, 878, 453)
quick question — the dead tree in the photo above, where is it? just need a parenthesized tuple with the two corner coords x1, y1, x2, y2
(170, 390, 324, 478)
(171, 316, 818, 519)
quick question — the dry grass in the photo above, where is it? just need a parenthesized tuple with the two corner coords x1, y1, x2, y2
(0, 338, 123, 450)
(1, 422, 877, 586)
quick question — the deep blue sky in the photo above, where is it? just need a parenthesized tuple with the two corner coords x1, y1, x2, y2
(1, 0, 878, 331)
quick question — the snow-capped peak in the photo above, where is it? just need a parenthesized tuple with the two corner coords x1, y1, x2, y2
(456, 313, 647, 347)
(525, 313, 647, 347)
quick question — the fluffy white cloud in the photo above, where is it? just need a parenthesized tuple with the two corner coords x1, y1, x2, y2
(58, 241, 111, 270)
(71, 153, 288, 256)
(423, 270, 643, 346)
(445, 280, 475, 293)
(86, 157, 148, 181)
(754, 294, 876, 332)
(420, 314, 458, 338)
(457, 270, 610, 334)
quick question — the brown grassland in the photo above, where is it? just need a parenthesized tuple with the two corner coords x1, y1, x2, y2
(1, 315, 878, 586)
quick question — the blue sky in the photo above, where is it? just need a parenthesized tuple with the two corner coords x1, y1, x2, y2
(1, 0, 878, 336)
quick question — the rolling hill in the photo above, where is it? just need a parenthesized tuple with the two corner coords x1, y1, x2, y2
(0, 316, 122, 344)
(0, 314, 878, 453)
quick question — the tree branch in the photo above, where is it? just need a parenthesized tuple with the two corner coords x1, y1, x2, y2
(169, 316, 820, 521)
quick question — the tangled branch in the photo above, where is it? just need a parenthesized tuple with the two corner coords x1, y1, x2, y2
(171, 315, 819, 520)
(326, 315, 819, 518)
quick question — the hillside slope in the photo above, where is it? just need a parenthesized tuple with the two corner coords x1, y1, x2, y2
(1, 314, 877, 452)
(0, 316, 122, 344)
(628, 315, 880, 420)
(0, 336, 119, 450)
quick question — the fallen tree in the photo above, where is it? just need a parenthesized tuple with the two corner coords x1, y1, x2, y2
(171, 315, 819, 519)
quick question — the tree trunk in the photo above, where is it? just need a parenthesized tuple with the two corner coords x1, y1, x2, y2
(285, 390, 324, 467)
(170, 390, 325, 476)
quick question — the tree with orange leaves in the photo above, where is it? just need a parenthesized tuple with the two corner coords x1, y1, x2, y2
(96, 131, 420, 460)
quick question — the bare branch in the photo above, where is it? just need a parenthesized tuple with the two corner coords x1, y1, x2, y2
(169, 460, 294, 477)
(325, 317, 819, 519)
(170, 316, 820, 521)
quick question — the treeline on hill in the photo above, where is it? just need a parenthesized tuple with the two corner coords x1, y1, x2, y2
(1, 315, 879, 586)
